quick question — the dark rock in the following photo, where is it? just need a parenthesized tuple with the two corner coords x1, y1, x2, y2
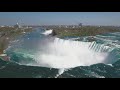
(51, 30, 57, 36)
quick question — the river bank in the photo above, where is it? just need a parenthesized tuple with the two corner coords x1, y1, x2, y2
(50, 26, 120, 38)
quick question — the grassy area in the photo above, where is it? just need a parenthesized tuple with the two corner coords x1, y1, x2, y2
(0, 27, 33, 54)
(52, 26, 120, 38)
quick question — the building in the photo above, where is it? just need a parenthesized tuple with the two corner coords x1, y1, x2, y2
(14, 23, 21, 28)
(78, 23, 82, 27)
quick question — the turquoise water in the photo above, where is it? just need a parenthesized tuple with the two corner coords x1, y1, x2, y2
(0, 28, 120, 78)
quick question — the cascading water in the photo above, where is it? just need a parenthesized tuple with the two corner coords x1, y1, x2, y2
(4, 28, 120, 78)
(42, 29, 53, 35)
(33, 38, 112, 68)
(3, 28, 120, 78)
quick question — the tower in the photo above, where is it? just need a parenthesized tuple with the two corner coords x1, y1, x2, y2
(14, 22, 21, 28)
(78, 23, 82, 27)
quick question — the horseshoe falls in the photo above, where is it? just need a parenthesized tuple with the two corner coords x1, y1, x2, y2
(1, 28, 120, 78)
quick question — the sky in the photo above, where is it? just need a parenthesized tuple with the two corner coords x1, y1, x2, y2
(0, 12, 120, 26)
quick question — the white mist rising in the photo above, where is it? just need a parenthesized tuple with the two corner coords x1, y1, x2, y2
(7, 29, 117, 69)
(34, 37, 112, 69)
(42, 29, 53, 35)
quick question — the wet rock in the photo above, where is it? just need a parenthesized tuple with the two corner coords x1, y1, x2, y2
(51, 30, 57, 36)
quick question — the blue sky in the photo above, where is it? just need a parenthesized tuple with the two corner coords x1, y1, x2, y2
(0, 12, 120, 26)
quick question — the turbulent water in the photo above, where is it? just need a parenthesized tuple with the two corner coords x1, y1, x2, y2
(0, 28, 120, 78)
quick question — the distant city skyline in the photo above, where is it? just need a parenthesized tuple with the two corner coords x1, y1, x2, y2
(0, 12, 120, 26)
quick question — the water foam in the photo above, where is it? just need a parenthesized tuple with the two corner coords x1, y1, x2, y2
(42, 29, 53, 35)
(32, 37, 114, 69)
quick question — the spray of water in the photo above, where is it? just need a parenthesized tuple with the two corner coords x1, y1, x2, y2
(32, 37, 115, 69)
(6, 29, 120, 77)
(42, 29, 53, 35)
(5, 29, 120, 77)
(6, 29, 119, 76)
